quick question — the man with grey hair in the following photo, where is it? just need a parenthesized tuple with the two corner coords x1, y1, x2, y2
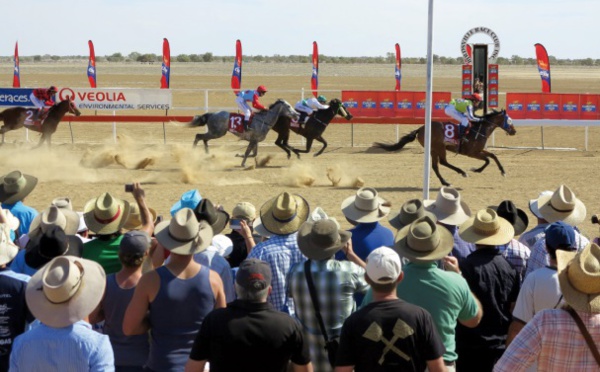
(186, 258, 313, 372)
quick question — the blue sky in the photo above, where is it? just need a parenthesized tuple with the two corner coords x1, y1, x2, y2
(2, 0, 597, 59)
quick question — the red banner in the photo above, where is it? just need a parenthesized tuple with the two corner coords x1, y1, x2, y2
(87, 40, 97, 88)
(160, 38, 170, 89)
(394, 43, 401, 91)
(507, 93, 600, 120)
(231, 40, 242, 95)
(311, 41, 319, 97)
(13, 42, 20, 88)
(488, 64, 499, 108)
(581, 94, 599, 120)
(341, 91, 451, 118)
(461, 65, 472, 98)
(535, 43, 551, 93)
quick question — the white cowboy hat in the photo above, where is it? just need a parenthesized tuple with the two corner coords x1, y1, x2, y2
(557, 243, 600, 313)
(0, 224, 18, 266)
(83, 193, 131, 235)
(423, 187, 471, 226)
(536, 185, 586, 226)
(308, 207, 340, 229)
(29, 205, 81, 238)
(0, 170, 38, 205)
(26, 256, 106, 328)
(459, 208, 515, 246)
(297, 220, 352, 261)
(1, 209, 20, 232)
(528, 190, 552, 219)
(394, 215, 454, 263)
(341, 187, 390, 223)
(154, 208, 213, 255)
(259, 192, 310, 235)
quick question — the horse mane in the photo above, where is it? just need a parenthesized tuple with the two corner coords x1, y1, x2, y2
(482, 108, 505, 119)
(268, 99, 285, 109)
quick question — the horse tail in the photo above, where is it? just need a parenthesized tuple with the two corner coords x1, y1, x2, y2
(187, 114, 210, 127)
(373, 129, 419, 152)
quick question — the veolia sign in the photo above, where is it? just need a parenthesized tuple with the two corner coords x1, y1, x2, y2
(461, 27, 501, 64)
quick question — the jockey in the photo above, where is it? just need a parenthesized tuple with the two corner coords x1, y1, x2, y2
(294, 95, 329, 128)
(30, 86, 57, 120)
(445, 92, 483, 141)
(235, 85, 267, 130)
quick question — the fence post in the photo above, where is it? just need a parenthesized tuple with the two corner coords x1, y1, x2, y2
(112, 110, 117, 143)
(541, 126, 545, 150)
(204, 90, 209, 113)
(585, 126, 589, 151)
(163, 109, 168, 145)
(351, 123, 354, 147)
(69, 123, 74, 144)
(396, 124, 399, 142)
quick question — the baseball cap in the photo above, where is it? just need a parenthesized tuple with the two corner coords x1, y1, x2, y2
(119, 230, 152, 255)
(546, 221, 576, 251)
(366, 247, 402, 284)
(236, 258, 272, 291)
(232, 202, 256, 220)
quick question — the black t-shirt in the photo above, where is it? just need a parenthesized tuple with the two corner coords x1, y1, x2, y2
(224, 230, 247, 268)
(336, 299, 445, 372)
(457, 247, 520, 349)
(189, 300, 311, 372)
(0, 268, 32, 371)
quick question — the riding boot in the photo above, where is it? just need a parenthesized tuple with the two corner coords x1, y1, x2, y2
(243, 119, 250, 131)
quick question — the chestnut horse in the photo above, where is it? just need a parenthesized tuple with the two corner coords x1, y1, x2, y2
(0, 99, 81, 148)
(374, 109, 517, 186)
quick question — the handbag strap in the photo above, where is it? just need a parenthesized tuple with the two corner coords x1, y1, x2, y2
(565, 307, 600, 366)
(304, 260, 330, 342)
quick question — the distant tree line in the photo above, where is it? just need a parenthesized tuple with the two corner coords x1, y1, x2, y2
(1, 52, 598, 66)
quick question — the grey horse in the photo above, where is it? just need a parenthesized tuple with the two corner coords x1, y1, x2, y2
(189, 99, 300, 167)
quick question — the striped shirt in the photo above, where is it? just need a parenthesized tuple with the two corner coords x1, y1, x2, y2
(525, 231, 589, 278)
(248, 233, 306, 314)
(494, 309, 600, 372)
(518, 223, 549, 249)
(287, 259, 368, 371)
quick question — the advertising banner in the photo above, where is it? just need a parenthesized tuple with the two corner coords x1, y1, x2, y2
(560, 94, 580, 120)
(231, 39, 242, 95)
(341, 91, 451, 118)
(534, 43, 551, 93)
(488, 64, 499, 108)
(580, 94, 599, 120)
(462, 65, 472, 98)
(542, 94, 560, 119)
(311, 41, 319, 97)
(0, 88, 33, 107)
(396, 91, 414, 117)
(57, 88, 172, 110)
(506, 93, 527, 119)
(378, 91, 396, 117)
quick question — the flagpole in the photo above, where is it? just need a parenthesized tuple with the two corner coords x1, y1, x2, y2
(423, 0, 434, 200)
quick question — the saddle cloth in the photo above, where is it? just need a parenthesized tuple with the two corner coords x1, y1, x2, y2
(23, 109, 47, 127)
(442, 122, 464, 145)
(227, 113, 246, 134)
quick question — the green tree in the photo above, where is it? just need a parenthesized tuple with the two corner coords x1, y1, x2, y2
(177, 54, 191, 62)
(33, 55, 42, 62)
(201, 52, 213, 62)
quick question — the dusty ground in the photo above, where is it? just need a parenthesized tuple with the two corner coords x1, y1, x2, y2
(0, 62, 599, 239)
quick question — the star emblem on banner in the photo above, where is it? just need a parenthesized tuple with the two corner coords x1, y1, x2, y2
(14, 66, 19, 74)
(395, 70, 400, 78)
(88, 66, 95, 74)
(162, 65, 168, 74)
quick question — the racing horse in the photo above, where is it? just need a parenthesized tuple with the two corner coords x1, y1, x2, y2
(0, 99, 81, 148)
(374, 109, 517, 186)
(271, 98, 353, 158)
(189, 99, 300, 167)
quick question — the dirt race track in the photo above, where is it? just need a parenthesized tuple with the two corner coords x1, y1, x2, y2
(1, 62, 599, 239)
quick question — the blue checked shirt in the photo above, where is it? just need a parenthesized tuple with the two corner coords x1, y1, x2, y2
(10, 321, 114, 372)
(524, 230, 589, 279)
(497, 239, 531, 282)
(248, 233, 306, 314)
(518, 223, 549, 249)
(287, 259, 368, 371)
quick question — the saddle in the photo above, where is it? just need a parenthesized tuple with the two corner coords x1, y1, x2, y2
(227, 113, 251, 134)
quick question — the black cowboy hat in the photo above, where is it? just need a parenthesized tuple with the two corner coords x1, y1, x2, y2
(25, 226, 84, 269)
(489, 200, 529, 237)
(194, 198, 230, 235)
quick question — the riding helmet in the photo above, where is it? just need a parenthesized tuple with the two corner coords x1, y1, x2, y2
(470, 92, 482, 102)
(48, 86, 58, 93)
(317, 95, 327, 104)
(256, 85, 267, 94)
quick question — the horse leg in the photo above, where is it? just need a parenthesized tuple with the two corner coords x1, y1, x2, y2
(431, 155, 451, 187)
(274, 133, 292, 159)
(314, 136, 327, 157)
(241, 141, 257, 167)
(0, 127, 5, 145)
(471, 150, 505, 176)
(33, 133, 47, 149)
(438, 150, 468, 178)
(294, 138, 314, 154)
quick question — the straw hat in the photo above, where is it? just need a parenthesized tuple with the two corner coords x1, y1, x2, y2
(529, 190, 552, 219)
(123, 203, 158, 231)
(0, 170, 38, 204)
(25, 226, 84, 269)
(259, 192, 310, 235)
(557, 243, 600, 313)
(536, 185, 586, 226)
(29, 205, 81, 238)
(83, 193, 131, 235)
(154, 208, 213, 255)
(388, 199, 436, 230)
(490, 200, 529, 236)
(297, 220, 351, 260)
(26, 256, 106, 328)
(459, 208, 515, 246)
(423, 187, 471, 226)
(194, 199, 230, 235)
(394, 215, 454, 263)
(0, 224, 18, 266)
(341, 187, 390, 223)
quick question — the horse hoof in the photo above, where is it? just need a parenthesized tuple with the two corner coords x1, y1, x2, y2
(502, 172, 507, 178)
(461, 173, 469, 178)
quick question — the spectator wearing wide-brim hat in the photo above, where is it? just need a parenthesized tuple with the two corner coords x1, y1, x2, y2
(226, 201, 258, 268)
(23, 226, 83, 274)
(0, 170, 39, 237)
(519, 190, 553, 250)
(364, 215, 482, 369)
(496, 242, 600, 371)
(490, 200, 531, 282)
(10, 256, 114, 371)
(123, 208, 226, 372)
(388, 198, 435, 231)
(423, 186, 474, 264)
(248, 191, 310, 314)
(288, 219, 367, 371)
(335, 187, 394, 263)
(455, 208, 520, 372)
(525, 185, 590, 279)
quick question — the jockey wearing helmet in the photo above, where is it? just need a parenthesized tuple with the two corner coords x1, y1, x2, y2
(445, 92, 483, 141)
(294, 95, 329, 128)
(30, 86, 58, 120)
(235, 85, 268, 130)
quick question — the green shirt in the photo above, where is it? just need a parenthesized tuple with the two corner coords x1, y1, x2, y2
(362, 262, 478, 362)
(82, 235, 124, 275)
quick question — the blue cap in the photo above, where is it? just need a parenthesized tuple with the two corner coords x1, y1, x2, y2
(546, 221, 576, 250)
(170, 189, 201, 217)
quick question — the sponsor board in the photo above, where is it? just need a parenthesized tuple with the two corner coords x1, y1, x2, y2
(58, 88, 172, 110)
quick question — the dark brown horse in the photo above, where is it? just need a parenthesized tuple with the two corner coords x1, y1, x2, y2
(0, 99, 81, 148)
(374, 109, 517, 186)
(271, 98, 353, 158)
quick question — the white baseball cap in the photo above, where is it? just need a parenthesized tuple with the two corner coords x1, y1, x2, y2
(366, 247, 402, 284)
